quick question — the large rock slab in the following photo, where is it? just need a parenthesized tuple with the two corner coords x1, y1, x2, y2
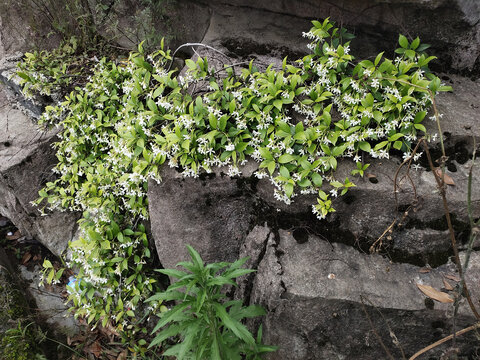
(19, 264, 79, 337)
(148, 164, 258, 270)
(0, 62, 79, 257)
(88, 0, 211, 51)
(195, 0, 480, 76)
(251, 229, 480, 359)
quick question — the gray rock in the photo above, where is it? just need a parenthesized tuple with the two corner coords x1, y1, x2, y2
(148, 166, 256, 270)
(19, 264, 79, 337)
(195, 0, 480, 75)
(0, 62, 79, 257)
(0, 1, 60, 59)
(88, 0, 211, 51)
(250, 228, 480, 359)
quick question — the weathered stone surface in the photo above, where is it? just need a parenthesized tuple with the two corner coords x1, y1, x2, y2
(433, 74, 480, 139)
(0, 62, 79, 257)
(89, 0, 211, 51)
(251, 229, 480, 359)
(148, 165, 257, 270)
(332, 152, 479, 261)
(0, 1, 60, 59)
(195, 0, 480, 76)
(19, 264, 79, 337)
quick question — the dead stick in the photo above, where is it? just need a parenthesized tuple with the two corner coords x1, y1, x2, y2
(409, 322, 480, 360)
(370, 219, 397, 253)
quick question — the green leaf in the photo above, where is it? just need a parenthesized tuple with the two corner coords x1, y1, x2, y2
(411, 37, 420, 50)
(267, 160, 276, 175)
(273, 99, 283, 111)
(332, 145, 347, 157)
(47, 269, 55, 283)
(278, 154, 295, 163)
(405, 49, 416, 59)
(152, 303, 190, 332)
(399, 34, 409, 49)
(358, 141, 371, 152)
(149, 323, 185, 348)
(207, 276, 237, 287)
(147, 98, 157, 112)
(229, 100, 236, 113)
(279, 166, 290, 178)
(186, 245, 204, 270)
(185, 59, 196, 70)
(212, 303, 255, 345)
(224, 268, 255, 279)
(285, 183, 294, 197)
(414, 111, 426, 123)
(259, 148, 273, 161)
(374, 52, 384, 67)
(177, 321, 200, 359)
(211, 335, 222, 360)
(393, 140, 403, 150)
(414, 123, 427, 132)
(428, 77, 441, 93)
(155, 269, 187, 279)
(374, 141, 388, 151)
(388, 133, 404, 141)
(219, 115, 227, 131)
(362, 93, 374, 108)
(311, 172, 323, 187)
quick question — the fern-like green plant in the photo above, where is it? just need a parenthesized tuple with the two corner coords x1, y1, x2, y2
(146, 245, 277, 359)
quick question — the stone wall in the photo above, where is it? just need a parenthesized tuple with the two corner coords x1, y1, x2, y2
(0, 1, 479, 358)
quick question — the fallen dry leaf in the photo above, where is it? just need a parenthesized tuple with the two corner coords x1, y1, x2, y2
(67, 334, 86, 346)
(117, 349, 128, 360)
(434, 168, 455, 186)
(85, 340, 102, 358)
(6, 229, 21, 240)
(419, 267, 431, 273)
(21, 252, 32, 265)
(443, 278, 454, 291)
(416, 283, 454, 303)
(445, 274, 461, 282)
(98, 321, 120, 340)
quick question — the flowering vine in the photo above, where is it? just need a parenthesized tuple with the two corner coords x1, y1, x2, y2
(17, 18, 450, 353)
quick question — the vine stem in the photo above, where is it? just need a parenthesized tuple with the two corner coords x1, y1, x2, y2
(381, 76, 480, 320)
(167, 43, 235, 74)
(422, 140, 480, 320)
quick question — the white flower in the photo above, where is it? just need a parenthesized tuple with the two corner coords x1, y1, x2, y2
(225, 144, 235, 152)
